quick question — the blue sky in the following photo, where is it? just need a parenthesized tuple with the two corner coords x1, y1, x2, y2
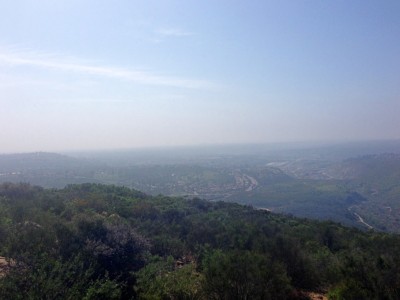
(0, 0, 399, 152)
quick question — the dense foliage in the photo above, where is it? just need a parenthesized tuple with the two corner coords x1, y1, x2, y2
(0, 183, 400, 299)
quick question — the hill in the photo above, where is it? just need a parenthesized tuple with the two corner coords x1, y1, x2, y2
(332, 154, 400, 232)
(0, 183, 400, 299)
(0, 152, 101, 188)
(1, 144, 400, 233)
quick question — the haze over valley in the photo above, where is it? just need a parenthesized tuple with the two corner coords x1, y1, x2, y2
(1, 140, 400, 232)
(1, 1, 400, 298)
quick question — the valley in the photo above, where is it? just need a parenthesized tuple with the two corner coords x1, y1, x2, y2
(0, 141, 399, 232)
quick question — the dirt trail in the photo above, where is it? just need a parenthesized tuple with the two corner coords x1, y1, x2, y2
(243, 174, 258, 192)
(354, 212, 373, 229)
(307, 292, 328, 300)
(0, 256, 10, 277)
(348, 206, 374, 230)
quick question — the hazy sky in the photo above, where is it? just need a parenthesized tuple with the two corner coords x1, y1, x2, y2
(1, 0, 399, 153)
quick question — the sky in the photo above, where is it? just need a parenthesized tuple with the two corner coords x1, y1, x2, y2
(0, 0, 399, 153)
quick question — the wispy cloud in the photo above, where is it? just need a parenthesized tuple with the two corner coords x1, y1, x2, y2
(156, 27, 194, 37)
(0, 47, 210, 89)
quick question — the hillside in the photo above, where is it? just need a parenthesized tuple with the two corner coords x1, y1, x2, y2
(1, 147, 400, 233)
(0, 183, 400, 299)
(333, 154, 400, 232)
(0, 152, 102, 188)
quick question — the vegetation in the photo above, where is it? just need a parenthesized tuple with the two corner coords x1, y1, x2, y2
(0, 182, 400, 299)
(1, 149, 400, 233)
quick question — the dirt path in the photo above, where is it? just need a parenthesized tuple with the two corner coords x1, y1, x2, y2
(348, 206, 374, 230)
(307, 292, 328, 300)
(353, 212, 374, 230)
(0, 256, 10, 277)
(243, 174, 258, 192)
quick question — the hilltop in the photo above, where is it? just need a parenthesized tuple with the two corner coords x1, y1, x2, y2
(0, 183, 400, 299)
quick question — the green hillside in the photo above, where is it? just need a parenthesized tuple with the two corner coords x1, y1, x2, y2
(0, 183, 400, 299)
(335, 154, 400, 232)
(1, 150, 400, 233)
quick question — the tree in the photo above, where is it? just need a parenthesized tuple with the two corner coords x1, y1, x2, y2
(202, 249, 291, 300)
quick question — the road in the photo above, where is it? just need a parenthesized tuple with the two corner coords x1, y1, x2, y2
(348, 206, 374, 230)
